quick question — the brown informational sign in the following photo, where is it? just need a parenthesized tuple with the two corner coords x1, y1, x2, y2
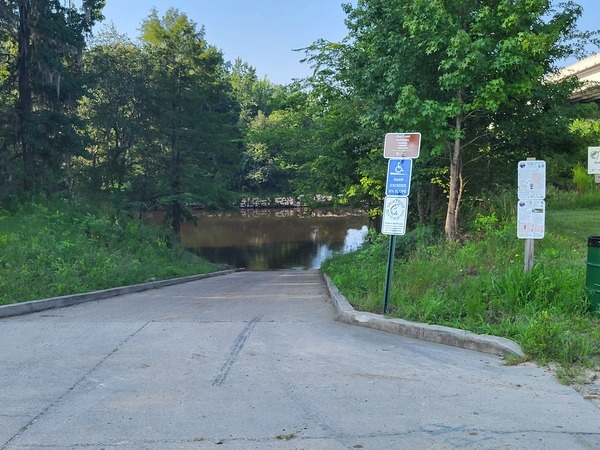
(383, 132, 421, 158)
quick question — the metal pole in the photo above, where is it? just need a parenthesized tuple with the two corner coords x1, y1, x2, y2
(524, 157, 536, 273)
(383, 235, 397, 315)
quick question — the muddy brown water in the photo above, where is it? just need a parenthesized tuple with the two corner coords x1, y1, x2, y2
(176, 209, 368, 270)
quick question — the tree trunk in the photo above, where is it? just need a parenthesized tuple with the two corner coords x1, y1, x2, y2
(171, 140, 182, 238)
(445, 115, 463, 241)
(171, 197, 181, 238)
(17, 0, 33, 192)
(416, 183, 426, 223)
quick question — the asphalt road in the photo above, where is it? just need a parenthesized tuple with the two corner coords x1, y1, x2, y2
(1, 270, 599, 449)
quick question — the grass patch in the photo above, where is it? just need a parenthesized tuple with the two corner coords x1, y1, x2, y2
(322, 206, 600, 376)
(0, 200, 217, 305)
(276, 434, 296, 441)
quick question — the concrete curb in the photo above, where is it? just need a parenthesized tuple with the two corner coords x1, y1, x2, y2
(0, 269, 241, 319)
(323, 274, 524, 358)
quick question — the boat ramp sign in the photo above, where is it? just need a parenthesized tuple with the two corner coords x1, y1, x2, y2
(385, 158, 412, 197)
(381, 132, 421, 314)
(381, 197, 408, 236)
(383, 132, 421, 159)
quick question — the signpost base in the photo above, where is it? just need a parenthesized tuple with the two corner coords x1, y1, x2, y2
(383, 235, 396, 315)
(524, 238, 534, 273)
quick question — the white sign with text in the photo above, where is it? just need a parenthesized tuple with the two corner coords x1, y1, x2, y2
(517, 199, 545, 239)
(518, 160, 546, 200)
(381, 197, 408, 236)
(589, 147, 600, 175)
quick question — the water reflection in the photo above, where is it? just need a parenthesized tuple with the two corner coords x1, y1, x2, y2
(179, 210, 368, 270)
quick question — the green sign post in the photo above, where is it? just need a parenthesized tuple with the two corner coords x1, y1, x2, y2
(381, 133, 420, 314)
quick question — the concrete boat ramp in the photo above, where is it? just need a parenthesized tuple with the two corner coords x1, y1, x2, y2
(1, 270, 598, 449)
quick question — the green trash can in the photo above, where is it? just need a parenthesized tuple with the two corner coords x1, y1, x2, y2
(586, 236, 600, 314)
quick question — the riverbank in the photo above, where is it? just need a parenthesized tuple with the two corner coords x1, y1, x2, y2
(0, 201, 217, 306)
(237, 195, 333, 208)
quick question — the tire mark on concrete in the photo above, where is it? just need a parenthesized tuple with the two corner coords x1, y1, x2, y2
(212, 316, 262, 386)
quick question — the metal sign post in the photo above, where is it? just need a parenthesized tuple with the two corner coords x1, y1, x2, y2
(383, 235, 397, 314)
(381, 133, 420, 314)
(381, 193, 409, 314)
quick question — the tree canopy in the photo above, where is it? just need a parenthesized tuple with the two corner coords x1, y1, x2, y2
(0, 1, 597, 239)
(1, 0, 104, 195)
(305, 0, 595, 238)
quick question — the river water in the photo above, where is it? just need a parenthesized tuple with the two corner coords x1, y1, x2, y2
(178, 209, 368, 270)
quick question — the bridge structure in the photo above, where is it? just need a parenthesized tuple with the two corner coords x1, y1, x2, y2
(556, 53, 600, 103)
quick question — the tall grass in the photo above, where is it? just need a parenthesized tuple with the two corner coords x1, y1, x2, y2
(547, 185, 600, 210)
(0, 200, 216, 305)
(572, 164, 597, 194)
(322, 194, 600, 371)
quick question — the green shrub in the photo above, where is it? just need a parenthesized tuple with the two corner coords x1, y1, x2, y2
(573, 164, 596, 194)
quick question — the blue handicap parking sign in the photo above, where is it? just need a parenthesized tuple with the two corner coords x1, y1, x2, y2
(385, 159, 412, 197)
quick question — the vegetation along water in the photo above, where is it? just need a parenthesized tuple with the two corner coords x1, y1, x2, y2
(0, 201, 216, 306)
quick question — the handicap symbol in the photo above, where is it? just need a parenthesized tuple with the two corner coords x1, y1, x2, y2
(393, 161, 405, 174)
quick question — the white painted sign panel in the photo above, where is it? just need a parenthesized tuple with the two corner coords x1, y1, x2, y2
(517, 200, 545, 239)
(589, 147, 600, 174)
(381, 197, 408, 236)
(518, 160, 546, 199)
